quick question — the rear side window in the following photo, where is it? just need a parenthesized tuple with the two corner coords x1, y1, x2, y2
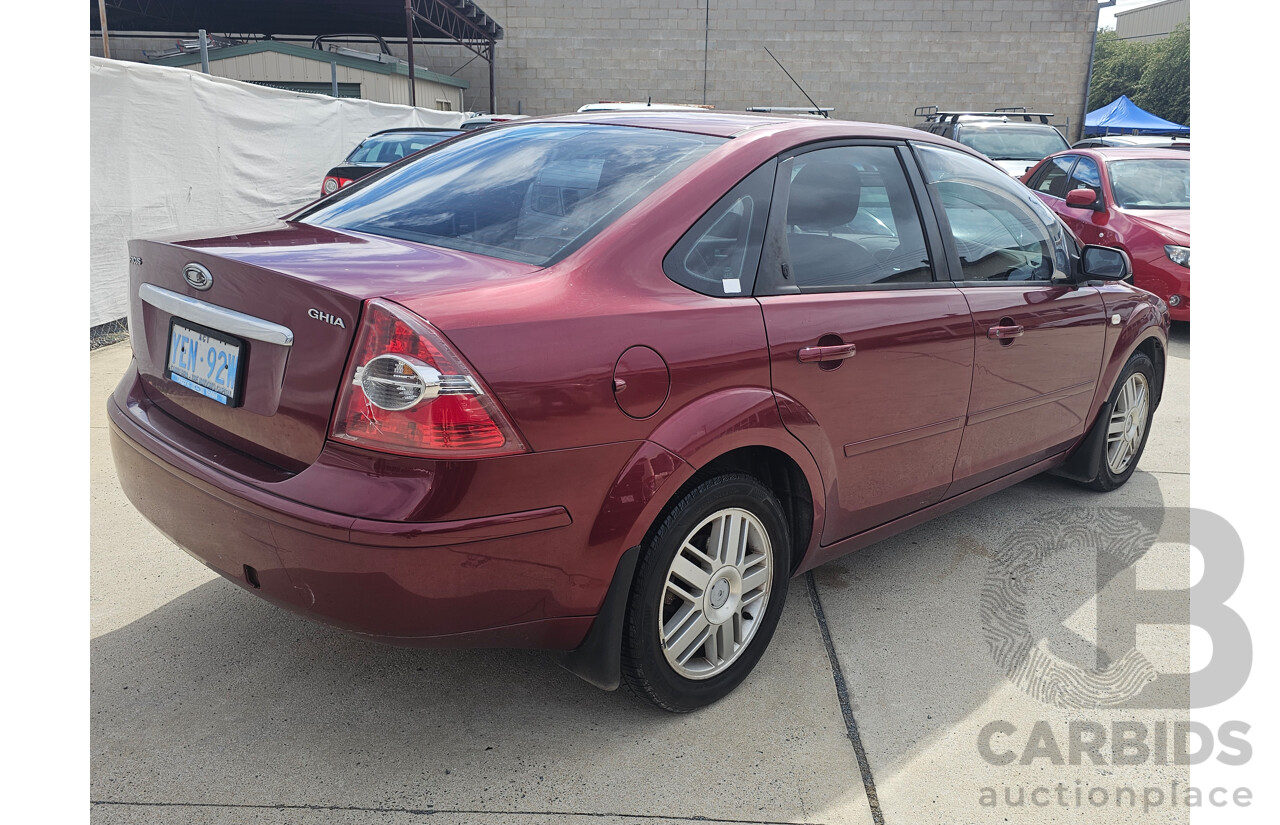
(663, 160, 775, 297)
(301, 124, 724, 265)
(767, 145, 934, 293)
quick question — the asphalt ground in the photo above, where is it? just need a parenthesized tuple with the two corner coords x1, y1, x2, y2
(91, 323, 1191, 824)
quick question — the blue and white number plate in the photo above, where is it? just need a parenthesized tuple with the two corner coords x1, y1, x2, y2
(167, 320, 243, 406)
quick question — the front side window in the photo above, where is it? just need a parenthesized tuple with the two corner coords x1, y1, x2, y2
(1030, 155, 1077, 199)
(772, 145, 934, 292)
(916, 143, 1071, 283)
(301, 124, 724, 265)
(1066, 156, 1102, 198)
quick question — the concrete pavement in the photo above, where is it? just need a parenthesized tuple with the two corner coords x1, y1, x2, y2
(91, 324, 1191, 824)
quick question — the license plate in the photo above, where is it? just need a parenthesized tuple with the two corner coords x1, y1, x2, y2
(166, 320, 244, 406)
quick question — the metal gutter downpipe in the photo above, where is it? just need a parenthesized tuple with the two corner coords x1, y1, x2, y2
(1082, 1, 1117, 140)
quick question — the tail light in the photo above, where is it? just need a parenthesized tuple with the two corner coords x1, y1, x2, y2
(329, 299, 527, 458)
(322, 176, 352, 195)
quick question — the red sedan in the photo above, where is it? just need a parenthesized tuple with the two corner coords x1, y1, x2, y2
(1022, 147, 1190, 320)
(110, 112, 1167, 711)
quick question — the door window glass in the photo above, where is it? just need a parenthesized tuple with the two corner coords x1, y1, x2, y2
(779, 145, 934, 291)
(916, 143, 1071, 282)
(1029, 155, 1076, 199)
(1066, 156, 1102, 198)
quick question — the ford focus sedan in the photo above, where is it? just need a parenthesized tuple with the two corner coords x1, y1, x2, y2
(1022, 147, 1190, 320)
(110, 112, 1168, 712)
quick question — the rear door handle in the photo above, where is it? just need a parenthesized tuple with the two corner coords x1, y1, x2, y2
(798, 343, 857, 363)
(987, 325, 1024, 340)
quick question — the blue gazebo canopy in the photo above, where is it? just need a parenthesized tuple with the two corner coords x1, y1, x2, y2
(1084, 95, 1189, 137)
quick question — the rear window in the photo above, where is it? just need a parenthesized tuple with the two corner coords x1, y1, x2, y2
(301, 124, 725, 265)
(346, 132, 460, 164)
(954, 125, 1070, 162)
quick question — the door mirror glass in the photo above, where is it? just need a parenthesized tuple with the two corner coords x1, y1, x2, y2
(1080, 245, 1130, 280)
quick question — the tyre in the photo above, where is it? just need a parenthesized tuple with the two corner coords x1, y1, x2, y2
(1084, 350, 1157, 491)
(621, 473, 791, 712)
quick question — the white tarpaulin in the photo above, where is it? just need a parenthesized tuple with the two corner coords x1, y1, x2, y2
(90, 57, 463, 327)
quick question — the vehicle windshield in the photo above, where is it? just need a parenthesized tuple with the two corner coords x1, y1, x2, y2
(302, 124, 724, 265)
(1106, 159, 1190, 209)
(955, 125, 1070, 161)
(345, 132, 460, 164)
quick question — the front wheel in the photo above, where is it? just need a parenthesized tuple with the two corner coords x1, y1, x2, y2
(621, 473, 791, 712)
(1084, 350, 1157, 491)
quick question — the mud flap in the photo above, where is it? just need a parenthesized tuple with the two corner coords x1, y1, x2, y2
(556, 545, 641, 691)
(1051, 400, 1113, 483)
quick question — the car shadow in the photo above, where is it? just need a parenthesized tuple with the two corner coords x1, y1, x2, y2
(90, 569, 868, 822)
(91, 469, 1183, 824)
(804, 467, 1190, 819)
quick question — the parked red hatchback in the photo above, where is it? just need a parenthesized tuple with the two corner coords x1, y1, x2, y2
(1022, 147, 1190, 320)
(110, 112, 1168, 711)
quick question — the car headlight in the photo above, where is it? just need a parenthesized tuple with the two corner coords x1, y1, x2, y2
(1164, 245, 1190, 268)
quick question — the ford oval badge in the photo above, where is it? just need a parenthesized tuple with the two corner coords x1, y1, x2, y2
(183, 263, 214, 291)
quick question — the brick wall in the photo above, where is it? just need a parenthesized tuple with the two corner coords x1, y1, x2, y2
(424, 0, 1099, 140)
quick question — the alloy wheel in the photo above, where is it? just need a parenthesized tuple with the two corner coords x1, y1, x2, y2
(659, 507, 773, 680)
(1106, 372, 1150, 474)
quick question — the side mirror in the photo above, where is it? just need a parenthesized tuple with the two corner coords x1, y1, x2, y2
(1080, 245, 1131, 281)
(1065, 188, 1102, 210)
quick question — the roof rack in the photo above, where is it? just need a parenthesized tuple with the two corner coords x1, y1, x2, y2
(747, 106, 834, 116)
(915, 109, 1054, 125)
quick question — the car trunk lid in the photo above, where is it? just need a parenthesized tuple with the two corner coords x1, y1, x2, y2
(126, 220, 540, 471)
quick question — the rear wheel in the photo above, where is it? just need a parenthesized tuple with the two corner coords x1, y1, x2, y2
(621, 473, 791, 712)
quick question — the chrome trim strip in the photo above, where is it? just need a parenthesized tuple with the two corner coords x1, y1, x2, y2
(139, 284, 294, 347)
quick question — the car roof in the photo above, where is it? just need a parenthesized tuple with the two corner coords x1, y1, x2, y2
(501, 110, 952, 142)
(369, 127, 464, 136)
(1056, 146, 1190, 162)
(954, 120, 1061, 130)
(1075, 136, 1189, 146)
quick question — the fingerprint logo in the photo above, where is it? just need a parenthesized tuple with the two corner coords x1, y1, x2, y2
(981, 507, 1162, 709)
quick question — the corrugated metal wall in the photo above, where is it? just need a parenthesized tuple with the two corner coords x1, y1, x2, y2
(197, 52, 464, 110)
(1115, 0, 1190, 43)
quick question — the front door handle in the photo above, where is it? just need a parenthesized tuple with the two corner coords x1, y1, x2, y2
(987, 325, 1024, 340)
(798, 343, 857, 363)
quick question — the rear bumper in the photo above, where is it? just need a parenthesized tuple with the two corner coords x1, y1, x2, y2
(108, 383, 613, 649)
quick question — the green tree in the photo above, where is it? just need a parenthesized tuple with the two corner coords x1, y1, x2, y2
(1134, 23, 1190, 127)
(1088, 29, 1152, 112)
(1087, 24, 1190, 129)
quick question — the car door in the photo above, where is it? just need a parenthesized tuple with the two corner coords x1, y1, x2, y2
(912, 143, 1108, 494)
(1058, 154, 1123, 247)
(756, 142, 975, 545)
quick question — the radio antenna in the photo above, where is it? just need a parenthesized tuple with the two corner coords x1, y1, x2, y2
(763, 45, 829, 118)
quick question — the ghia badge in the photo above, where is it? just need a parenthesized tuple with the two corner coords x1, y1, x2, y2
(308, 308, 346, 328)
(183, 263, 214, 291)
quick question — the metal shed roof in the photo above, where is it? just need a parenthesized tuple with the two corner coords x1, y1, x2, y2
(149, 40, 468, 89)
(90, 1, 503, 42)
